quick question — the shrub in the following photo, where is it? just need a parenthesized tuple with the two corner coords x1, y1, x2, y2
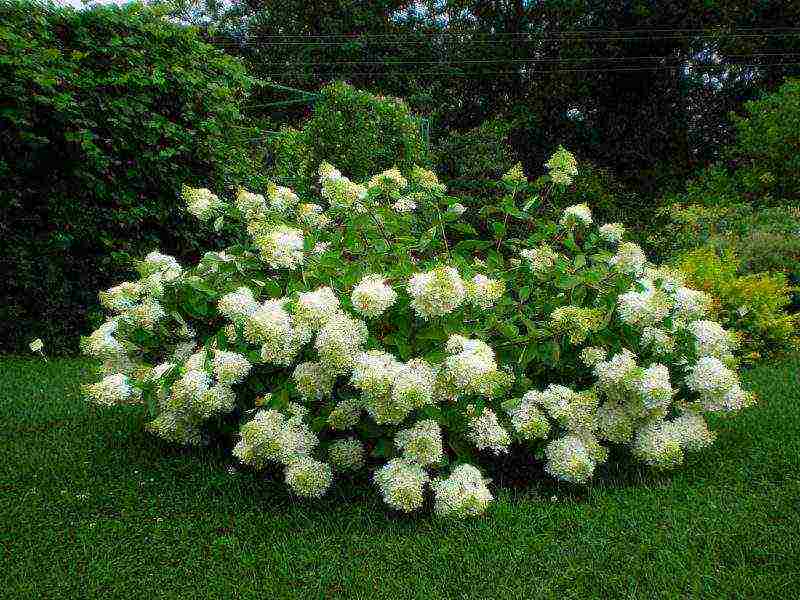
(78, 149, 756, 517)
(434, 117, 519, 199)
(0, 1, 262, 354)
(268, 82, 427, 195)
(675, 248, 799, 361)
(656, 78, 800, 221)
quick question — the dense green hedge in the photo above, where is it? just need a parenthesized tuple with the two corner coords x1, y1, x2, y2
(0, 2, 262, 354)
(268, 81, 428, 194)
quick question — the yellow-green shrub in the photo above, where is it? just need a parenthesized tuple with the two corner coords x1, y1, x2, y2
(676, 248, 798, 360)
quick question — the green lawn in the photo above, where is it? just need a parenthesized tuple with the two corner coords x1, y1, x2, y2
(2, 356, 799, 599)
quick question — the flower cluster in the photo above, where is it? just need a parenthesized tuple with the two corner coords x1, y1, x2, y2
(351, 275, 398, 318)
(545, 146, 579, 185)
(408, 267, 466, 319)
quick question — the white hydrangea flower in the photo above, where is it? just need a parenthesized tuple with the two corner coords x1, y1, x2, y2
(218, 287, 259, 323)
(328, 438, 366, 472)
(595, 402, 635, 443)
(550, 306, 602, 344)
(124, 299, 166, 331)
(520, 244, 559, 273)
(599, 222, 625, 244)
(374, 459, 429, 513)
(672, 287, 711, 323)
(83, 373, 140, 407)
(617, 280, 673, 328)
(634, 363, 674, 411)
(408, 267, 466, 319)
(643, 265, 684, 292)
(502, 162, 527, 187)
(351, 351, 407, 424)
(432, 464, 493, 518)
(351, 275, 397, 318)
(685, 356, 753, 412)
(443, 335, 504, 398)
(146, 411, 203, 446)
(184, 350, 207, 372)
(392, 195, 418, 213)
(465, 274, 504, 310)
(234, 409, 318, 467)
(641, 327, 675, 355)
(395, 420, 443, 466)
(391, 359, 436, 411)
(294, 287, 341, 330)
(182, 185, 222, 221)
(142, 251, 182, 281)
(327, 398, 363, 430)
(507, 392, 551, 440)
(688, 320, 735, 359)
(609, 242, 647, 277)
(168, 369, 212, 410)
(293, 202, 326, 228)
(235, 189, 267, 220)
(194, 384, 237, 419)
(544, 434, 599, 484)
(668, 412, 717, 453)
(293, 361, 335, 401)
(594, 349, 640, 400)
(579, 346, 608, 367)
(448, 203, 467, 216)
(322, 175, 368, 213)
(545, 146, 578, 185)
(314, 312, 369, 375)
(285, 457, 333, 498)
(211, 350, 252, 385)
(537, 385, 599, 432)
(409, 165, 446, 193)
(99, 282, 141, 313)
(149, 362, 176, 382)
(368, 167, 408, 195)
(244, 299, 310, 366)
(318, 161, 342, 183)
(632, 422, 684, 469)
(466, 407, 510, 454)
(267, 184, 300, 213)
(255, 226, 304, 270)
(560, 203, 592, 227)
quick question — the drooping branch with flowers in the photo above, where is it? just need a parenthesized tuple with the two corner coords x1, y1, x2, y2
(81, 147, 755, 517)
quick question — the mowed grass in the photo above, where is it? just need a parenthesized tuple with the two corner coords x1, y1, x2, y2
(1, 356, 799, 600)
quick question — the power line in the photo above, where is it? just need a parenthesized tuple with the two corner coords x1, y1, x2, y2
(214, 27, 800, 39)
(221, 52, 800, 67)
(211, 31, 800, 48)
(239, 61, 800, 82)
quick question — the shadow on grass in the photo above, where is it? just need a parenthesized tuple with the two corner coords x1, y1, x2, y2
(89, 406, 726, 524)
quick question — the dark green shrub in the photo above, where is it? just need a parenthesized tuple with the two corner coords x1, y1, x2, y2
(434, 117, 519, 199)
(268, 82, 428, 194)
(657, 77, 800, 218)
(0, 1, 262, 354)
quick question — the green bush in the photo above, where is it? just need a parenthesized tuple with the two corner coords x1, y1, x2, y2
(434, 117, 519, 198)
(649, 203, 800, 276)
(675, 248, 799, 360)
(268, 82, 427, 195)
(78, 148, 758, 516)
(658, 78, 800, 217)
(0, 1, 262, 354)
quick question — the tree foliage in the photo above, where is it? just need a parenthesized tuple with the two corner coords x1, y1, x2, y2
(0, 1, 262, 353)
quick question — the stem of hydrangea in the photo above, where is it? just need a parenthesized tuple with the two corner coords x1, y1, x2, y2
(433, 200, 450, 259)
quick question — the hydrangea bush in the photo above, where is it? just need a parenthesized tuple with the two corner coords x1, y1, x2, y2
(81, 148, 756, 517)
